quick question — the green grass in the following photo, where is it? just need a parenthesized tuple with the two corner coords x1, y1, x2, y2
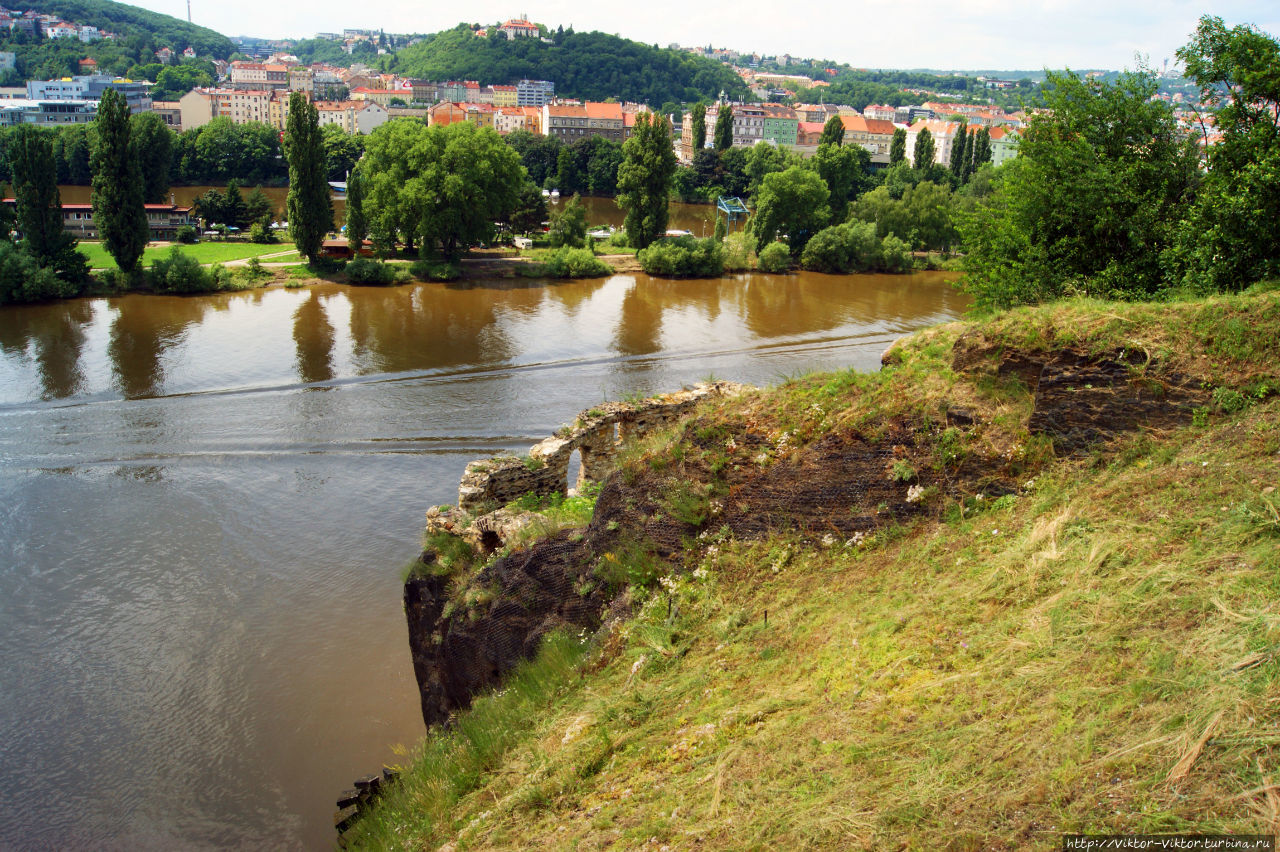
(78, 241, 295, 270)
(350, 290, 1280, 850)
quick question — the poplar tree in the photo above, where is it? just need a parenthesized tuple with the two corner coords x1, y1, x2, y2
(889, 127, 907, 165)
(913, 127, 935, 170)
(970, 127, 993, 169)
(10, 125, 69, 266)
(285, 91, 333, 261)
(345, 168, 367, 253)
(714, 104, 733, 152)
(691, 103, 706, 151)
(949, 120, 970, 184)
(91, 89, 148, 272)
(617, 112, 677, 248)
(819, 115, 845, 147)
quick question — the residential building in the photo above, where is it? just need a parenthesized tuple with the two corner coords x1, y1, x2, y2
(894, 105, 935, 125)
(316, 100, 359, 133)
(349, 87, 398, 107)
(839, 114, 897, 155)
(46, 202, 196, 240)
(230, 62, 289, 90)
(408, 79, 440, 104)
(541, 102, 626, 142)
(796, 121, 826, 147)
(219, 89, 273, 125)
(288, 66, 314, 94)
(490, 85, 518, 107)
(428, 101, 467, 127)
(516, 79, 554, 107)
(178, 88, 217, 129)
(150, 100, 182, 130)
(863, 104, 895, 121)
(0, 52, 14, 72)
(793, 103, 837, 123)
(761, 104, 798, 147)
(356, 101, 388, 134)
(987, 126, 1020, 167)
(584, 101, 625, 141)
(905, 119, 959, 165)
(706, 103, 766, 149)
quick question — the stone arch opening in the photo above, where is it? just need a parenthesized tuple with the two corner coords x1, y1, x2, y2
(567, 448, 583, 494)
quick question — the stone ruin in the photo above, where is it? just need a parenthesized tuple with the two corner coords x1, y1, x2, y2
(424, 381, 748, 555)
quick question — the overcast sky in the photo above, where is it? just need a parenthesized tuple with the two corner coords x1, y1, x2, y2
(133, 0, 1279, 71)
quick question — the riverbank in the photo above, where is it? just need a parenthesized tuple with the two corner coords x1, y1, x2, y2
(349, 286, 1280, 848)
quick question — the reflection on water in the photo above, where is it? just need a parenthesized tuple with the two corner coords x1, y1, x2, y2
(0, 269, 965, 850)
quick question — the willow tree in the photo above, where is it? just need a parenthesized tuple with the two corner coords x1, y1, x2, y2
(617, 112, 678, 248)
(285, 91, 333, 261)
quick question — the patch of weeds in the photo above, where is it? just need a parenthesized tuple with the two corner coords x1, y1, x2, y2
(1192, 406, 1211, 428)
(595, 537, 662, 592)
(888, 459, 918, 482)
(934, 426, 968, 468)
(661, 480, 711, 527)
(422, 530, 478, 575)
(522, 455, 546, 471)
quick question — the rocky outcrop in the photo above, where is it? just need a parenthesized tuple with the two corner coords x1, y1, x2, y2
(406, 339, 1215, 729)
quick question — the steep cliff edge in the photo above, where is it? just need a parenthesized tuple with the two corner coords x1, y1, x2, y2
(371, 291, 1280, 850)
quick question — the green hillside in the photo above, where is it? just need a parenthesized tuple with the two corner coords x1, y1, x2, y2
(391, 24, 750, 107)
(22, 0, 233, 57)
(350, 287, 1280, 848)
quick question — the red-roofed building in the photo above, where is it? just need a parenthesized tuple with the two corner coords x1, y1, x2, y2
(498, 19, 540, 39)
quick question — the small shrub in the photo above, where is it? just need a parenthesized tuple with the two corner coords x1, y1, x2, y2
(879, 234, 913, 273)
(637, 236, 726, 278)
(0, 242, 83, 303)
(345, 257, 398, 286)
(723, 232, 754, 272)
(539, 246, 612, 279)
(410, 258, 462, 281)
(757, 241, 792, 273)
(174, 225, 198, 244)
(606, 230, 630, 249)
(248, 222, 277, 244)
(150, 247, 217, 294)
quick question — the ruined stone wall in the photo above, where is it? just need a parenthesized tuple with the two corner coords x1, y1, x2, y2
(426, 382, 748, 554)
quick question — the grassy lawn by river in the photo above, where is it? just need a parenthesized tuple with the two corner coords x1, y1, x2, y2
(78, 241, 296, 270)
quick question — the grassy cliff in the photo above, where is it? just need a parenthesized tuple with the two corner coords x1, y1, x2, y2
(354, 287, 1280, 849)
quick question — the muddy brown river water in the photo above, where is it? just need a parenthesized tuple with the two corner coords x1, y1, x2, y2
(0, 245, 965, 848)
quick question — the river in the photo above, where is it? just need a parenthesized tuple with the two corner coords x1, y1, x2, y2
(0, 269, 966, 849)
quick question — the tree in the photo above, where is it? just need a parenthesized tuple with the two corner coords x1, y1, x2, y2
(1170, 15, 1280, 290)
(813, 141, 870, 220)
(819, 115, 845, 147)
(912, 127, 935, 170)
(889, 127, 907, 165)
(748, 165, 830, 256)
(959, 68, 1199, 308)
(714, 104, 733, 152)
(91, 89, 148, 272)
(548, 193, 588, 247)
(970, 127, 992, 170)
(321, 124, 364, 182)
(285, 91, 333, 261)
(223, 181, 247, 229)
(949, 120, 969, 184)
(508, 181, 548, 234)
(10, 125, 84, 283)
(243, 187, 275, 227)
(345, 168, 367, 252)
(617, 111, 677, 249)
(691, 102, 706, 151)
(130, 112, 174, 203)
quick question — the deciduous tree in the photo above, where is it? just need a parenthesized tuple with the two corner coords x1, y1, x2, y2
(889, 127, 906, 165)
(617, 111, 677, 248)
(748, 165, 830, 256)
(819, 115, 845, 147)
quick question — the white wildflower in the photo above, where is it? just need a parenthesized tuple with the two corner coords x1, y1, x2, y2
(725, 437, 738, 452)
(821, 533, 837, 547)
(906, 484, 926, 503)
(845, 531, 866, 547)
(659, 575, 679, 593)
(692, 566, 709, 581)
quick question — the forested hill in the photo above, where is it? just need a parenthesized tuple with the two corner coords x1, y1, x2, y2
(22, 0, 234, 57)
(391, 25, 750, 107)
